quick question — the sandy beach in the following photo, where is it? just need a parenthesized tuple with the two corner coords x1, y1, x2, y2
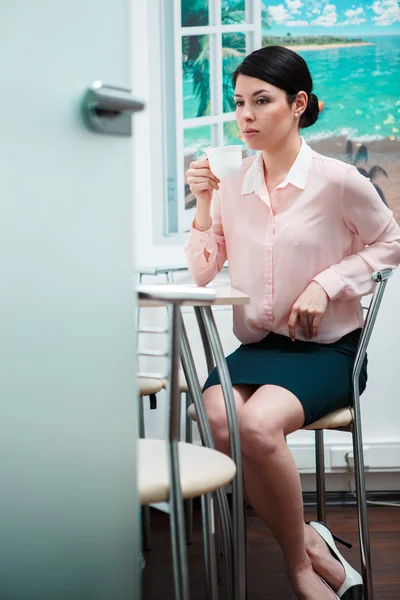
(309, 136, 400, 223)
(285, 42, 374, 52)
(184, 136, 400, 223)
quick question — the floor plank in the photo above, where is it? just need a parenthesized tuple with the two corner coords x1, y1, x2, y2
(142, 504, 400, 599)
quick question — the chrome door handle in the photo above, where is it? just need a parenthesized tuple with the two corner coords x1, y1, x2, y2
(83, 81, 145, 135)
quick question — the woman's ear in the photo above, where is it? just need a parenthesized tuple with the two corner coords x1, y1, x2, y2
(295, 91, 308, 116)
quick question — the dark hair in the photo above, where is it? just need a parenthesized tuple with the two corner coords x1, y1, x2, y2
(233, 45, 319, 129)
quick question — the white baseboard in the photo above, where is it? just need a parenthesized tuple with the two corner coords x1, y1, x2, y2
(289, 440, 400, 474)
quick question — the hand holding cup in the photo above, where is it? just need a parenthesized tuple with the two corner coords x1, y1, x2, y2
(186, 159, 220, 205)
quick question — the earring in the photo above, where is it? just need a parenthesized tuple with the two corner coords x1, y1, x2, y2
(295, 112, 299, 117)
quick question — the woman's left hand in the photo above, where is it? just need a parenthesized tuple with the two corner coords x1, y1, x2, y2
(288, 281, 330, 341)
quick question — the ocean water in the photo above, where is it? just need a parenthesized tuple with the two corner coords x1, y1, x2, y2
(183, 35, 400, 154)
(299, 35, 400, 143)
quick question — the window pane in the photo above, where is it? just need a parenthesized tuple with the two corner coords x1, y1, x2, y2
(222, 32, 246, 113)
(181, 0, 209, 27)
(184, 125, 211, 210)
(183, 35, 210, 118)
(223, 121, 242, 146)
(221, 0, 245, 24)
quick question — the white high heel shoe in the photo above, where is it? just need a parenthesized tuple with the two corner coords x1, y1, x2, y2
(309, 521, 363, 600)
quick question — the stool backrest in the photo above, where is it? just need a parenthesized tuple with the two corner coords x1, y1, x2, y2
(353, 269, 393, 388)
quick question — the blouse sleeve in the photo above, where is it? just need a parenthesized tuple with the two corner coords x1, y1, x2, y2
(313, 165, 400, 300)
(183, 190, 227, 286)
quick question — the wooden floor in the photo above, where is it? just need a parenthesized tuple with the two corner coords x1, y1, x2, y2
(142, 504, 400, 599)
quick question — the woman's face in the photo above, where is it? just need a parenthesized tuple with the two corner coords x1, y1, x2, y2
(234, 74, 304, 151)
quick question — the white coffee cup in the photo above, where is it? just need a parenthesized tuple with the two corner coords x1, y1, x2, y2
(206, 145, 243, 179)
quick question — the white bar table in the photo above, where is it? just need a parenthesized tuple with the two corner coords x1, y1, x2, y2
(139, 286, 250, 600)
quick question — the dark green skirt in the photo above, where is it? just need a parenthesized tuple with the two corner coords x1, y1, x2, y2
(203, 329, 368, 427)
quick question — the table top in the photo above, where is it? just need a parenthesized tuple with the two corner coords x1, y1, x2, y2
(138, 286, 250, 307)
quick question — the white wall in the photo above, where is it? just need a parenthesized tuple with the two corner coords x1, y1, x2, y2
(132, 1, 400, 491)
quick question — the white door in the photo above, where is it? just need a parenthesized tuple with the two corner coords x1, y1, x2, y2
(0, 3, 140, 598)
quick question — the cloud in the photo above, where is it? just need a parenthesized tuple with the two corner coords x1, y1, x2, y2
(286, 19, 309, 26)
(285, 19, 309, 26)
(306, 8, 321, 17)
(311, 3, 338, 26)
(285, 0, 303, 14)
(269, 4, 291, 24)
(371, 0, 400, 26)
(342, 6, 366, 25)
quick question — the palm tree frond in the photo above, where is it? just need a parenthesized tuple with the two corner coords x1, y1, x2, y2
(262, 7, 272, 30)
(181, 0, 208, 27)
(346, 140, 353, 163)
(368, 165, 388, 181)
(354, 144, 368, 165)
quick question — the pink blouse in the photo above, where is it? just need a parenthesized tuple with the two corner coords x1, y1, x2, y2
(184, 139, 400, 344)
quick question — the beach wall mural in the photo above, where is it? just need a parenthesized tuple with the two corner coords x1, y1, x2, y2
(270, 0, 400, 221)
(182, 0, 400, 222)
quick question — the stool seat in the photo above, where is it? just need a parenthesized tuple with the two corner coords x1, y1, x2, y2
(161, 372, 189, 394)
(186, 403, 354, 432)
(139, 377, 163, 397)
(138, 438, 236, 505)
(303, 407, 354, 431)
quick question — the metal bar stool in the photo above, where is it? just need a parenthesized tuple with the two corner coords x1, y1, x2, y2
(138, 376, 163, 551)
(137, 271, 165, 551)
(137, 284, 237, 600)
(302, 268, 393, 600)
(187, 269, 393, 600)
(137, 266, 194, 543)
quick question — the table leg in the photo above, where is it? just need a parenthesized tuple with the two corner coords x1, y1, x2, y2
(198, 306, 246, 600)
(194, 307, 225, 593)
(201, 493, 219, 600)
(194, 306, 215, 374)
(179, 315, 233, 600)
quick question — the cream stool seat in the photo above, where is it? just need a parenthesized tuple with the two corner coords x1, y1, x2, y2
(138, 438, 236, 505)
(139, 377, 163, 396)
(303, 407, 354, 431)
(138, 376, 163, 552)
(187, 402, 354, 432)
(161, 371, 189, 394)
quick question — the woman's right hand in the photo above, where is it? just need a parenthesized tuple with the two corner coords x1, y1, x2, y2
(186, 158, 220, 204)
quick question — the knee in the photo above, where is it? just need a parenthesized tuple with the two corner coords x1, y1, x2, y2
(238, 410, 284, 462)
(203, 388, 230, 453)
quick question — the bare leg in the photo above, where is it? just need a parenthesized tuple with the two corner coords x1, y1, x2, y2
(202, 383, 257, 454)
(238, 385, 338, 600)
(203, 384, 344, 597)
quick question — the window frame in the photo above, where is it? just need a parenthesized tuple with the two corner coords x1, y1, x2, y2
(149, 0, 262, 243)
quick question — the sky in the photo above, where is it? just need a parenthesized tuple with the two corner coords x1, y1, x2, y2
(262, 0, 400, 36)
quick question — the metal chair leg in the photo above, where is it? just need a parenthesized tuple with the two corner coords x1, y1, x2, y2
(201, 493, 219, 600)
(169, 442, 190, 600)
(200, 306, 246, 600)
(139, 395, 152, 551)
(184, 393, 194, 545)
(315, 429, 326, 523)
(168, 305, 190, 600)
(179, 316, 233, 599)
(352, 422, 374, 599)
(244, 500, 248, 600)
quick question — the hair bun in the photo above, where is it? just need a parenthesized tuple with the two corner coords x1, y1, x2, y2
(300, 93, 319, 129)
